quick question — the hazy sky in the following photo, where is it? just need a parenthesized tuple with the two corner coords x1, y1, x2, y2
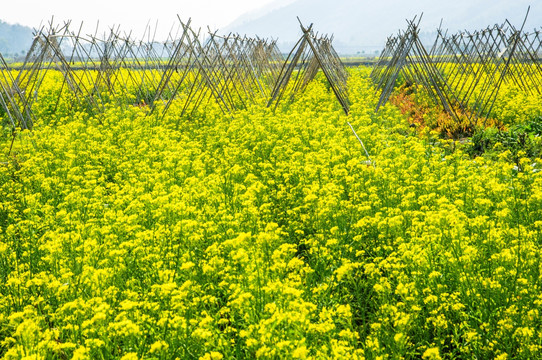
(2, 0, 285, 39)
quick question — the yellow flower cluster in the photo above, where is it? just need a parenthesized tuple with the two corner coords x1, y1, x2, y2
(0, 67, 541, 359)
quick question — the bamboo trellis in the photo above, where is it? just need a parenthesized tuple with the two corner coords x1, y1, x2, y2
(371, 8, 541, 126)
(1, 16, 350, 156)
(268, 18, 350, 115)
(0, 17, 305, 134)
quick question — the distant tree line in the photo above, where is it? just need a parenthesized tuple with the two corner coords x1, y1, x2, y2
(0, 20, 33, 58)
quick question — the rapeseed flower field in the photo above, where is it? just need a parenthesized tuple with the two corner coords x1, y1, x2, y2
(1, 67, 542, 359)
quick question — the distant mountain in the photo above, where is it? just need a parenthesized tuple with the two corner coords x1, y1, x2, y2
(0, 20, 33, 58)
(224, 0, 541, 54)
